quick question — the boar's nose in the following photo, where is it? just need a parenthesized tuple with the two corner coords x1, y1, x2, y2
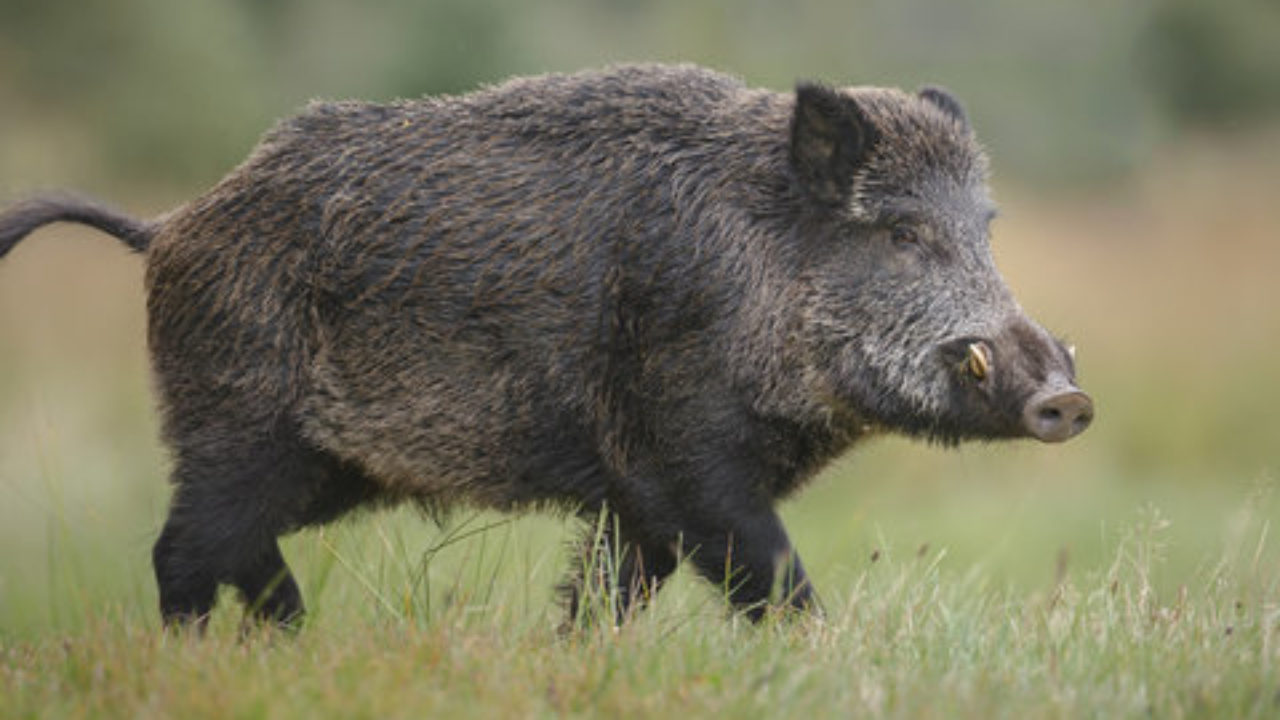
(1023, 388, 1093, 442)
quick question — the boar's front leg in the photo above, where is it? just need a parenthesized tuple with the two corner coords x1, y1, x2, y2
(561, 457, 819, 625)
(678, 492, 819, 622)
(562, 509, 680, 629)
(635, 449, 818, 621)
(614, 456, 819, 622)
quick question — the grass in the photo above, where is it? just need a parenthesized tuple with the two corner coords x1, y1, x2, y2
(0, 499, 1276, 718)
(1, 132, 1278, 717)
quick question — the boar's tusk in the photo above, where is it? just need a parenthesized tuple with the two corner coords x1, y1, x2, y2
(1066, 344, 1077, 362)
(967, 342, 990, 380)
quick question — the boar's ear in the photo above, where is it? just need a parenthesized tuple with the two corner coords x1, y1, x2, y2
(918, 86, 970, 130)
(790, 83, 878, 206)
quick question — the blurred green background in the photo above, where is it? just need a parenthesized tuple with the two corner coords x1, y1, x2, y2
(1, 0, 1277, 634)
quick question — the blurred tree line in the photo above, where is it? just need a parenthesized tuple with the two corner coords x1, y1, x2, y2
(1, 0, 1277, 194)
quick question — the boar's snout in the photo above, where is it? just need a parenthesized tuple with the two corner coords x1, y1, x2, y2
(939, 318, 1094, 444)
(994, 316, 1094, 443)
(1023, 386, 1093, 442)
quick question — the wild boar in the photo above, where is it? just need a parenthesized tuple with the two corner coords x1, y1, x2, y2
(0, 63, 1092, 628)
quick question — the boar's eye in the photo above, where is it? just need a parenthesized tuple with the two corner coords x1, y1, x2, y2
(890, 225, 919, 247)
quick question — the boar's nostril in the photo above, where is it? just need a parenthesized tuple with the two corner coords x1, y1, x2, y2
(1024, 390, 1093, 443)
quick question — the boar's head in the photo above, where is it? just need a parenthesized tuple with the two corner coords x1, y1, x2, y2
(787, 83, 1092, 444)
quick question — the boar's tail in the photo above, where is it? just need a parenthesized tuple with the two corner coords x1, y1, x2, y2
(0, 194, 154, 259)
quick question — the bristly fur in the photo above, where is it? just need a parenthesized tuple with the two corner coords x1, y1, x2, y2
(843, 87, 989, 222)
(0, 63, 1086, 629)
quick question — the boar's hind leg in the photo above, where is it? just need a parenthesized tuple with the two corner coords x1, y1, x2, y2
(153, 428, 377, 630)
(562, 511, 679, 628)
(230, 539, 304, 628)
(154, 455, 306, 629)
(152, 504, 220, 629)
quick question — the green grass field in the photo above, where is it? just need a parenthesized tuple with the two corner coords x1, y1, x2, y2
(1, 135, 1277, 717)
